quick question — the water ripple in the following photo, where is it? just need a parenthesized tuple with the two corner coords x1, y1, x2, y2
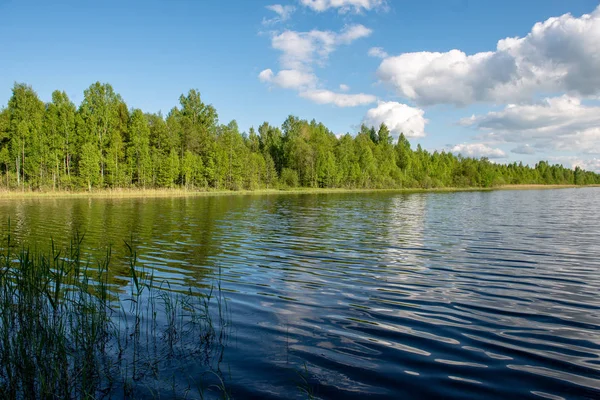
(0, 188, 599, 399)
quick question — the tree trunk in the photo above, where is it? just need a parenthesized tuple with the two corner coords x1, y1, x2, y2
(115, 151, 118, 186)
(65, 119, 70, 180)
(16, 156, 20, 186)
(22, 142, 25, 189)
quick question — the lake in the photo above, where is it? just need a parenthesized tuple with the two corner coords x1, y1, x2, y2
(0, 188, 599, 399)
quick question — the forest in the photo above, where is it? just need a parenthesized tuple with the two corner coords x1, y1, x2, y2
(1, 82, 599, 192)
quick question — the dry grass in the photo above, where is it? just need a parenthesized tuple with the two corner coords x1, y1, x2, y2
(496, 184, 598, 190)
(0, 184, 596, 200)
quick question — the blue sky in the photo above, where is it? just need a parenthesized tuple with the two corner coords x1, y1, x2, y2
(1, 0, 599, 171)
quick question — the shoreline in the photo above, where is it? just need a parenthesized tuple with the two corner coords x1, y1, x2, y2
(0, 184, 596, 200)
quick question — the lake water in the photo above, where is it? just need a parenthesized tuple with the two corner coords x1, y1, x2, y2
(1, 188, 599, 399)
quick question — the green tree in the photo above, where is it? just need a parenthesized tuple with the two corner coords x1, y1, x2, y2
(0, 108, 10, 186)
(157, 148, 180, 188)
(106, 100, 129, 186)
(77, 82, 123, 187)
(127, 109, 152, 188)
(78, 142, 100, 191)
(2, 82, 600, 191)
(44, 90, 76, 189)
(181, 150, 204, 189)
(259, 122, 283, 173)
(178, 89, 218, 158)
(217, 120, 246, 190)
(377, 123, 392, 145)
(247, 127, 260, 153)
(7, 83, 45, 188)
(355, 132, 376, 187)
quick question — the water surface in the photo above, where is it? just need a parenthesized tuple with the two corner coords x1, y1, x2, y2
(1, 188, 599, 399)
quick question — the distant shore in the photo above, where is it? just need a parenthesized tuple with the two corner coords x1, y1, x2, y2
(495, 184, 593, 190)
(0, 184, 596, 200)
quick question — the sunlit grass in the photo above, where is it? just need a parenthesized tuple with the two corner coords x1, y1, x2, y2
(0, 183, 596, 200)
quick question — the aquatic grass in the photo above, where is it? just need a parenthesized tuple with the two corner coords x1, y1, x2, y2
(296, 363, 316, 400)
(0, 226, 230, 399)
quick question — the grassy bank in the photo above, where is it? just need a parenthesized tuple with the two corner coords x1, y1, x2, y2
(495, 184, 597, 190)
(0, 184, 596, 200)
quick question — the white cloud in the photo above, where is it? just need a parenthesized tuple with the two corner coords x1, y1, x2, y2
(376, 6, 600, 106)
(511, 144, 536, 155)
(368, 47, 388, 58)
(450, 143, 507, 159)
(260, 24, 375, 107)
(258, 69, 274, 82)
(458, 114, 477, 126)
(337, 24, 373, 43)
(549, 156, 600, 173)
(259, 68, 317, 89)
(462, 95, 600, 154)
(271, 24, 372, 71)
(572, 158, 600, 173)
(263, 4, 296, 25)
(300, 89, 376, 107)
(363, 101, 427, 138)
(300, 0, 386, 13)
(271, 30, 325, 71)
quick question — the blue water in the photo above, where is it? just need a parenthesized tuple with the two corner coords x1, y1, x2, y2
(1, 188, 599, 399)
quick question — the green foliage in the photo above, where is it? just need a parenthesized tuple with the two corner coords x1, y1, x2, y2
(7, 83, 45, 188)
(157, 148, 180, 188)
(44, 91, 76, 189)
(1, 82, 599, 191)
(78, 142, 101, 191)
(127, 109, 152, 187)
(77, 82, 124, 188)
(280, 168, 299, 188)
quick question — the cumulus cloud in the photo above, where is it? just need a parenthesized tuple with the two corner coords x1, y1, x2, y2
(337, 24, 373, 43)
(462, 95, 600, 154)
(300, 0, 386, 13)
(363, 101, 427, 138)
(511, 144, 536, 155)
(271, 24, 372, 70)
(259, 69, 317, 89)
(458, 114, 477, 127)
(263, 4, 295, 25)
(300, 90, 376, 107)
(450, 143, 507, 159)
(368, 47, 388, 58)
(260, 24, 375, 107)
(549, 156, 600, 173)
(376, 6, 600, 105)
(572, 158, 600, 173)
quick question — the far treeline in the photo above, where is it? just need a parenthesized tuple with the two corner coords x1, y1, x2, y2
(0, 82, 599, 192)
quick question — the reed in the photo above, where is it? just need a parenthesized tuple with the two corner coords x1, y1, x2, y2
(0, 225, 230, 399)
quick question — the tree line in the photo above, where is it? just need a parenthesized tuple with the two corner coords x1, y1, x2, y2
(0, 82, 598, 191)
